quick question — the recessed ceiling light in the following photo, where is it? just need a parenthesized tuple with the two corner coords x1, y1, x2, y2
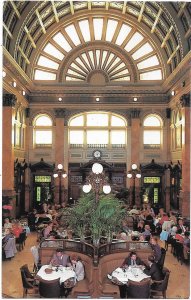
(2, 71, 6, 77)
(96, 97, 100, 102)
(58, 97, 62, 101)
(133, 97, 138, 102)
(13, 81, 17, 87)
(171, 90, 175, 96)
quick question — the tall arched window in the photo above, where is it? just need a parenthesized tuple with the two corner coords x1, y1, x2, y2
(175, 110, 182, 149)
(69, 112, 127, 148)
(14, 109, 21, 147)
(143, 114, 163, 149)
(33, 114, 53, 148)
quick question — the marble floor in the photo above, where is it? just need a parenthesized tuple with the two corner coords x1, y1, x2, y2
(1, 233, 190, 299)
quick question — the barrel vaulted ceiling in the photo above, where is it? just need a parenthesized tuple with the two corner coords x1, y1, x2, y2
(3, 1, 191, 103)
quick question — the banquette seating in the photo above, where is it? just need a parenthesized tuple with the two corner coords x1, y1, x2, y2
(98, 252, 150, 298)
(38, 248, 94, 297)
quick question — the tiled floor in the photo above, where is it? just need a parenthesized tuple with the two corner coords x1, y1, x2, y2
(1, 233, 190, 298)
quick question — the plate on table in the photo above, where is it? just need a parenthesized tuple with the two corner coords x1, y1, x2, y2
(45, 268, 53, 274)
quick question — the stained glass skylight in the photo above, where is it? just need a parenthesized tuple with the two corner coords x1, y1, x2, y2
(115, 24, 132, 45)
(140, 70, 162, 80)
(52, 32, 72, 52)
(34, 16, 163, 81)
(43, 43, 64, 60)
(137, 55, 159, 70)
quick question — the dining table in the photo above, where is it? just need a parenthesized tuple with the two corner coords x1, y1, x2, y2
(36, 264, 76, 284)
(108, 265, 151, 284)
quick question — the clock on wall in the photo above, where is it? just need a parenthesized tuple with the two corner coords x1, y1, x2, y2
(93, 150, 102, 159)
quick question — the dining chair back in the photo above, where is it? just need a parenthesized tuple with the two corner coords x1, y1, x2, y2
(39, 278, 61, 298)
(127, 278, 151, 299)
(20, 266, 38, 298)
(150, 267, 170, 298)
(157, 248, 166, 269)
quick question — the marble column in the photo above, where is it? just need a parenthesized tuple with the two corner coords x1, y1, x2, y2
(54, 109, 68, 204)
(2, 94, 17, 218)
(130, 109, 141, 207)
(179, 94, 190, 217)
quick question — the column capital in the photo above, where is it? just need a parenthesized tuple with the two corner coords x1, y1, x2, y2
(3, 94, 17, 107)
(54, 108, 68, 118)
(25, 108, 30, 118)
(180, 93, 190, 107)
(130, 109, 141, 119)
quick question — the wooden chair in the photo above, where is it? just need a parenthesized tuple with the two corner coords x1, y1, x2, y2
(157, 248, 166, 269)
(127, 278, 151, 299)
(39, 278, 61, 298)
(20, 266, 39, 298)
(16, 232, 26, 251)
(150, 267, 170, 299)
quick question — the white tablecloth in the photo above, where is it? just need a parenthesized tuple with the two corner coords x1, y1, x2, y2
(37, 265, 76, 284)
(110, 266, 150, 283)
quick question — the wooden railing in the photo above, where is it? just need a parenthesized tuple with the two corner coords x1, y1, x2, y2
(39, 239, 152, 266)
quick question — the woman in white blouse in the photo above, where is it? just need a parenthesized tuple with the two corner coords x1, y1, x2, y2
(71, 255, 85, 281)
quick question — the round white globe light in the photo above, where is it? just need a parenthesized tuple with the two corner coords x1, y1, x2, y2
(127, 173, 132, 178)
(58, 164, 63, 170)
(103, 185, 111, 194)
(82, 184, 92, 193)
(132, 164, 137, 170)
(53, 174, 58, 178)
(62, 173, 67, 178)
(92, 163, 103, 174)
(136, 173, 141, 178)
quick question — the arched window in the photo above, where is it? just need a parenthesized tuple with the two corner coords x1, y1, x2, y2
(33, 114, 53, 147)
(143, 114, 163, 149)
(14, 109, 21, 148)
(69, 112, 126, 148)
(175, 110, 182, 149)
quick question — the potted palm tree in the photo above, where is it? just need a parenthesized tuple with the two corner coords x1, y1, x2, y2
(66, 192, 125, 245)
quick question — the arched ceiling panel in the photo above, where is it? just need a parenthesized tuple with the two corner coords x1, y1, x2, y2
(3, 1, 191, 84)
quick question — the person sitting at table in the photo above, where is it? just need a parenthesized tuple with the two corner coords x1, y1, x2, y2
(12, 221, 23, 239)
(4, 218, 13, 232)
(2, 228, 15, 245)
(50, 248, 71, 267)
(43, 221, 53, 238)
(175, 228, 184, 243)
(41, 233, 62, 248)
(121, 251, 143, 267)
(71, 254, 85, 281)
(143, 255, 163, 281)
(119, 252, 143, 298)
(142, 224, 151, 241)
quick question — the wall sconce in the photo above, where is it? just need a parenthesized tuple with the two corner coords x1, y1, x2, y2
(22, 91, 26, 96)
(13, 81, 17, 87)
(171, 90, 175, 96)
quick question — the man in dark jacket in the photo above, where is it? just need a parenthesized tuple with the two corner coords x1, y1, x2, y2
(121, 251, 143, 267)
(143, 255, 164, 281)
(119, 252, 143, 298)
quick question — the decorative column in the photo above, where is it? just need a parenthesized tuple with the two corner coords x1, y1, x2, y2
(179, 94, 190, 217)
(54, 109, 68, 204)
(164, 108, 171, 212)
(2, 94, 17, 218)
(25, 108, 31, 211)
(129, 109, 141, 206)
